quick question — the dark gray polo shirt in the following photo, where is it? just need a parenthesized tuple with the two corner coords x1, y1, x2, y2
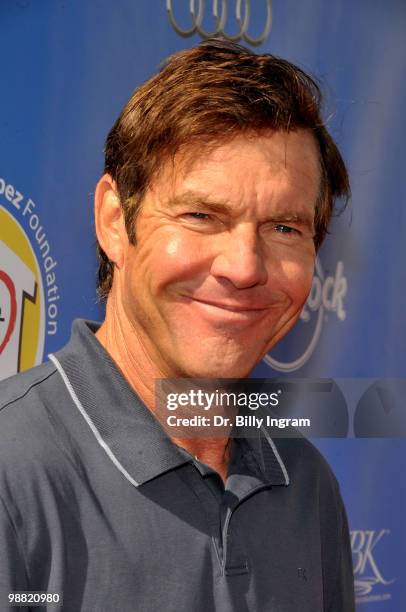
(0, 320, 354, 611)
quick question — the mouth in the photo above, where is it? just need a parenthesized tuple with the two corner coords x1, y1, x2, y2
(188, 296, 269, 313)
(178, 295, 273, 327)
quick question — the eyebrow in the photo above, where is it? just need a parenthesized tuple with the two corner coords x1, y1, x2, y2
(266, 212, 315, 233)
(168, 193, 231, 216)
(167, 191, 315, 233)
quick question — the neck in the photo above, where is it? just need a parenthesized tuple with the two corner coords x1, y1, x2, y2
(96, 294, 159, 411)
(174, 437, 231, 483)
(96, 295, 231, 482)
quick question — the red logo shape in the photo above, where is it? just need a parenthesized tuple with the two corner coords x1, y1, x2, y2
(0, 270, 17, 354)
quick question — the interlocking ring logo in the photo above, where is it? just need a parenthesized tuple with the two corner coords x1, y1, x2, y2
(166, 0, 272, 47)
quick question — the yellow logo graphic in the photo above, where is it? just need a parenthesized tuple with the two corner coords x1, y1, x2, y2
(0, 205, 45, 380)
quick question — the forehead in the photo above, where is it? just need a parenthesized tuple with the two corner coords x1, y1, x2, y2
(153, 130, 321, 201)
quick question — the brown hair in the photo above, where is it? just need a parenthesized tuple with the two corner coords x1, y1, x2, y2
(98, 39, 350, 299)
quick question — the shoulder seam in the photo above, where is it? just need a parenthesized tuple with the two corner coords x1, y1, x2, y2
(0, 366, 58, 413)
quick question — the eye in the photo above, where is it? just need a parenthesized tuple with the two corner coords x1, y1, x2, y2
(184, 212, 211, 221)
(274, 224, 301, 236)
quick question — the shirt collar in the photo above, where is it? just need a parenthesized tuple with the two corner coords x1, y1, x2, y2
(49, 319, 289, 488)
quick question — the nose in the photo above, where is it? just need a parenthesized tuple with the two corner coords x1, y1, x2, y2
(209, 224, 268, 289)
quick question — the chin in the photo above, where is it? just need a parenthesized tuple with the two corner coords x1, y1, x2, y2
(180, 357, 255, 379)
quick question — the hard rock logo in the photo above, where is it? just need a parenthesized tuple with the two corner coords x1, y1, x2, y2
(264, 257, 347, 373)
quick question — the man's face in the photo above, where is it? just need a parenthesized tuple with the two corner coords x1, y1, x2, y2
(118, 130, 320, 378)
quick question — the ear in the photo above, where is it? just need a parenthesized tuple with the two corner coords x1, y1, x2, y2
(94, 174, 128, 269)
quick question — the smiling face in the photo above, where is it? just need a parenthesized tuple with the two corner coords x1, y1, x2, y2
(115, 130, 320, 378)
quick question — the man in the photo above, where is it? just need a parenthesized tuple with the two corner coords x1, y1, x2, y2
(0, 41, 354, 611)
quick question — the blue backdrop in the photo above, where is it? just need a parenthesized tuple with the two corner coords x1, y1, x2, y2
(1, 1, 405, 608)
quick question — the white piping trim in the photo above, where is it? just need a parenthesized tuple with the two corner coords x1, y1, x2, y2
(260, 425, 290, 486)
(48, 353, 140, 488)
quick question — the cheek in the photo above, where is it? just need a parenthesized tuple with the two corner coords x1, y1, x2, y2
(166, 236, 181, 256)
(278, 257, 315, 301)
(130, 230, 208, 292)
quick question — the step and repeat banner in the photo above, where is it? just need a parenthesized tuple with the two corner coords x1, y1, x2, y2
(1, 1, 405, 609)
